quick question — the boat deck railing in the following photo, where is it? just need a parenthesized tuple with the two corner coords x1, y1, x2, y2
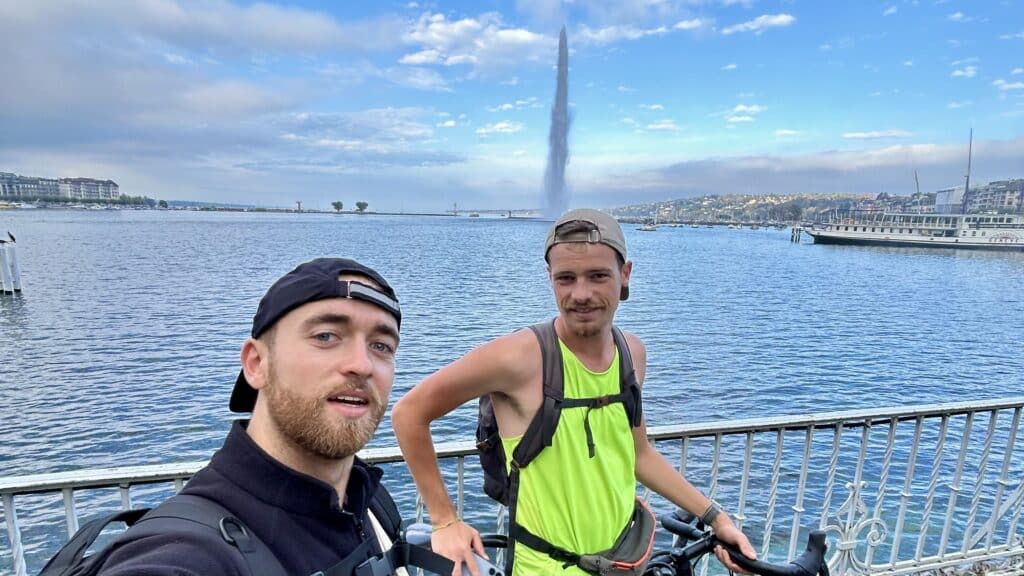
(3, 397, 1023, 576)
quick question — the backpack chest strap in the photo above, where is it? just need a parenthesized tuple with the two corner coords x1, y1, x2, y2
(562, 391, 633, 458)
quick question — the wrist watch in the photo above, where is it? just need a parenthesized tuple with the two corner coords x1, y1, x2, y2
(700, 500, 723, 526)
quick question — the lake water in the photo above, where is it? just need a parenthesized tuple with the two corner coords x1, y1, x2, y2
(1, 209, 1022, 572)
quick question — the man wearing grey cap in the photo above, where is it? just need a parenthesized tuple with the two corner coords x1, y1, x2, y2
(95, 258, 410, 576)
(394, 209, 755, 576)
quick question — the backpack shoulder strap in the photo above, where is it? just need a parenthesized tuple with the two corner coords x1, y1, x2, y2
(611, 325, 643, 427)
(37, 509, 150, 576)
(133, 494, 287, 576)
(512, 319, 564, 468)
(367, 483, 402, 543)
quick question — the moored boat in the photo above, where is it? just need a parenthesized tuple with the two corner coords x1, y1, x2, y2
(805, 211, 1024, 251)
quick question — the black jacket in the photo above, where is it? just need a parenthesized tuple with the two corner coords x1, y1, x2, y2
(98, 420, 385, 576)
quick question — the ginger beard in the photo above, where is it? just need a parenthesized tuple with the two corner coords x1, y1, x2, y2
(262, 359, 386, 460)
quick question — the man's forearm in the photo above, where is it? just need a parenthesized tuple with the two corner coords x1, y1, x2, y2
(392, 411, 458, 523)
(635, 443, 715, 517)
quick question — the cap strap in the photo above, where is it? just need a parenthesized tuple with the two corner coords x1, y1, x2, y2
(338, 280, 402, 321)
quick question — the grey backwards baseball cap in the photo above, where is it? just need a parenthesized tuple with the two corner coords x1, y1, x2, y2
(544, 208, 630, 301)
(230, 257, 401, 413)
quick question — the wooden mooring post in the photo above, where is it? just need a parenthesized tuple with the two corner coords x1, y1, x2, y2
(790, 226, 803, 243)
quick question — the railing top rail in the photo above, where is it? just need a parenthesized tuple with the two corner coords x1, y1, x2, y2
(3, 396, 1021, 496)
(646, 396, 1024, 440)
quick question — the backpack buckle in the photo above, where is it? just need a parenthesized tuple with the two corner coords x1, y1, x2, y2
(219, 517, 256, 552)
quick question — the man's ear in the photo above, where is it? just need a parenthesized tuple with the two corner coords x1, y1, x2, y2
(240, 338, 270, 390)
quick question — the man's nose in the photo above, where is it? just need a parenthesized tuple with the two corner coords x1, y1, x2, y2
(571, 280, 593, 301)
(338, 338, 374, 377)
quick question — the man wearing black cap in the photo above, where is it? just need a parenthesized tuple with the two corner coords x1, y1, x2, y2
(394, 210, 756, 576)
(97, 258, 405, 576)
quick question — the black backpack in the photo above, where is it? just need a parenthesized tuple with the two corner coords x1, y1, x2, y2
(37, 484, 412, 576)
(475, 320, 642, 573)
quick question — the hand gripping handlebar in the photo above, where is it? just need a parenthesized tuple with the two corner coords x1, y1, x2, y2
(659, 512, 829, 576)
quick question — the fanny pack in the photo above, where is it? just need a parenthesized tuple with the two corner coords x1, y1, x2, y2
(516, 497, 656, 576)
(577, 497, 657, 575)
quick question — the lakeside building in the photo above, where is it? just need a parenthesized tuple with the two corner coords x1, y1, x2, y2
(967, 178, 1023, 213)
(0, 172, 120, 200)
(934, 185, 965, 214)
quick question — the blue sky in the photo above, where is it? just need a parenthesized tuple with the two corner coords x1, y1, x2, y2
(1, 1, 1021, 211)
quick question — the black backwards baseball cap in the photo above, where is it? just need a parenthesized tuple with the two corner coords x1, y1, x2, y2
(229, 257, 401, 413)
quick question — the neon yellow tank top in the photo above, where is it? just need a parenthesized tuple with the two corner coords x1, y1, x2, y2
(502, 339, 637, 576)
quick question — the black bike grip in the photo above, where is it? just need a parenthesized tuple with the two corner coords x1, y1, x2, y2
(659, 513, 705, 542)
(721, 531, 827, 576)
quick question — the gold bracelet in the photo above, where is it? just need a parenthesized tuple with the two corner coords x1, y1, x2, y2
(432, 517, 461, 532)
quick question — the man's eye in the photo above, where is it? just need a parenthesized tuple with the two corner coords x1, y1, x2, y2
(314, 333, 336, 343)
(371, 342, 395, 354)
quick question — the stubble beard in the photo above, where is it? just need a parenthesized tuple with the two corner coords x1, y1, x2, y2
(263, 367, 386, 460)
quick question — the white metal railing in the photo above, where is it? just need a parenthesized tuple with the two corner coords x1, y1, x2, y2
(3, 398, 1023, 576)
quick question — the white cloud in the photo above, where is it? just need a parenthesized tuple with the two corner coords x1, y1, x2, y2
(646, 119, 679, 131)
(487, 97, 538, 112)
(947, 12, 984, 23)
(402, 13, 551, 74)
(163, 52, 192, 65)
(475, 121, 523, 135)
(400, 49, 442, 65)
(1000, 32, 1024, 40)
(673, 19, 706, 31)
(732, 104, 766, 114)
(993, 79, 1024, 91)
(437, 119, 456, 127)
(842, 130, 913, 139)
(1012, 68, 1024, 75)
(182, 81, 288, 117)
(951, 57, 979, 66)
(818, 44, 833, 51)
(582, 138, 1024, 203)
(721, 14, 796, 36)
(722, 63, 737, 71)
(501, 76, 519, 85)
(576, 24, 669, 45)
(903, 60, 914, 67)
(883, 6, 897, 16)
(951, 66, 977, 78)
(775, 129, 800, 137)
(727, 115, 755, 123)
(621, 117, 637, 125)
(641, 104, 665, 110)
(617, 85, 635, 93)
(112, 1, 408, 53)
(947, 101, 972, 109)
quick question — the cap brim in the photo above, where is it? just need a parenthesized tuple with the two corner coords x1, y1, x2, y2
(229, 369, 257, 413)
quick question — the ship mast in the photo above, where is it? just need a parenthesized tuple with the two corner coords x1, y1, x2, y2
(914, 170, 921, 213)
(960, 128, 972, 214)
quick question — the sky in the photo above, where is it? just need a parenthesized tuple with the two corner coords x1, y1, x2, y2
(1, 1, 1022, 212)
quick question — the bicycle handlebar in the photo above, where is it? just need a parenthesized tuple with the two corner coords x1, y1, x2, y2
(656, 512, 829, 576)
(723, 531, 827, 576)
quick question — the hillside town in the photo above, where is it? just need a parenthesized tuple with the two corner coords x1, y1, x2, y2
(613, 178, 1024, 224)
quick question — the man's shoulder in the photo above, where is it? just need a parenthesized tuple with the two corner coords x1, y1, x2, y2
(96, 520, 247, 576)
(473, 326, 543, 367)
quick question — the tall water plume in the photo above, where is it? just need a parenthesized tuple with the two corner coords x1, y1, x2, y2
(543, 27, 570, 219)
